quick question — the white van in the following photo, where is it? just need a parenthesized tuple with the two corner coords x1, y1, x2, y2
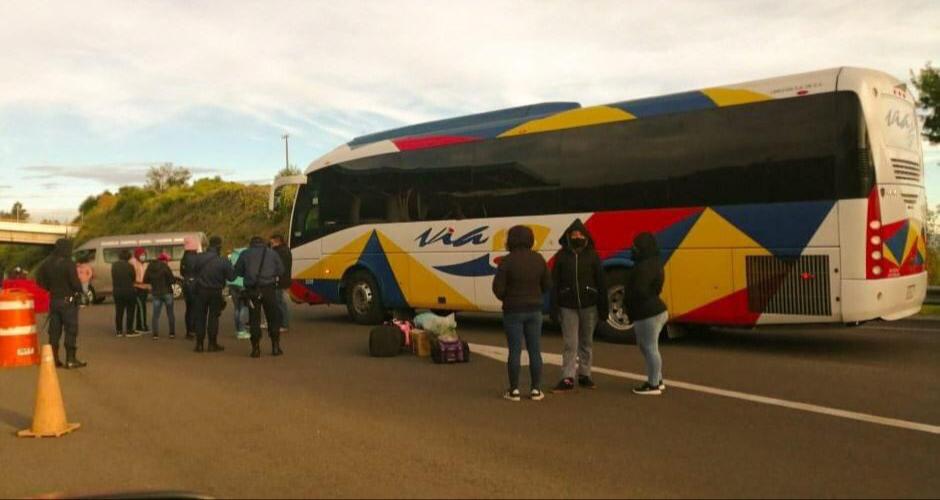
(73, 232, 208, 303)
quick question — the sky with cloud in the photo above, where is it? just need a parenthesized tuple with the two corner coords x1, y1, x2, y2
(1, 0, 938, 221)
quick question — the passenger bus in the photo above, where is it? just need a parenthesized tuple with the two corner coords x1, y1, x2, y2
(271, 67, 928, 339)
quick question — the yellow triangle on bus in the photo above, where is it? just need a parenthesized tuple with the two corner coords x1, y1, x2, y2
(499, 106, 635, 137)
(702, 87, 771, 107)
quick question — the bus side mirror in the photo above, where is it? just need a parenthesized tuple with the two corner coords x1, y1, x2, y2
(269, 175, 307, 211)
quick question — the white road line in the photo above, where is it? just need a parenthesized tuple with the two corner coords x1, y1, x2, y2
(859, 326, 940, 333)
(468, 342, 940, 435)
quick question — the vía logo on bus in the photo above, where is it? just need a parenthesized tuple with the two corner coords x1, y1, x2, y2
(886, 109, 914, 131)
(416, 226, 489, 247)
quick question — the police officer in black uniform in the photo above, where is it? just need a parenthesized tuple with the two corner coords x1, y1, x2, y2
(36, 238, 86, 369)
(235, 236, 285, 358)
(192, 236, 235, 353)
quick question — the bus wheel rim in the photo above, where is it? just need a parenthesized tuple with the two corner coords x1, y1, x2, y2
(607, 285, 632, 330)
(352, 283, 373, 314)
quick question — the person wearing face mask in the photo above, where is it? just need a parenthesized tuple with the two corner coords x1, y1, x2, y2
(551, 220, 607, 393)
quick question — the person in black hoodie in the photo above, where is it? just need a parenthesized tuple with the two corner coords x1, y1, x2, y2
(192, 236, 235, 353)
(180, 236, 200, 339)
(35, 238, 85, 368)
(111, 249, 138, 338)
(145, 252, 177, 340)
(551, 220, 607, 393)
(492, 225, 551, 402)
(624, 232, 669, 395)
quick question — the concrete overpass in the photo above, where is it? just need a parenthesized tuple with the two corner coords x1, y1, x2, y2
(0, 221, 80, 245)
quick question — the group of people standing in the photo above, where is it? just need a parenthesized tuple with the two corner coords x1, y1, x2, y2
(110, 247, 176, 339)
(178, 234, 292, 358)
(492, 222, 669, 401)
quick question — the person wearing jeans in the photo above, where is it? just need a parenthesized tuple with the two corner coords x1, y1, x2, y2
(551, 220, 607, 393)
(623, 232, 669, 395)
(144, 252, 176, 339)
(492, 225, 552, 402)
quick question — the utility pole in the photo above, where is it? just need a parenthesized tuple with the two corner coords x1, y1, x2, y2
(282, 134, 290, 170)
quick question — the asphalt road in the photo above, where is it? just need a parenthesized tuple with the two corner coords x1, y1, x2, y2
(1, 301, 938, 498)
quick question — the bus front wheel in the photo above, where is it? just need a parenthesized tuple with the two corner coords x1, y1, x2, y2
(596, 268, 635, 343)
(345, 270, 385, 325)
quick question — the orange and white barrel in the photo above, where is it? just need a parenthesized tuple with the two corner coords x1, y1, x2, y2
(0, 290, 40, 368)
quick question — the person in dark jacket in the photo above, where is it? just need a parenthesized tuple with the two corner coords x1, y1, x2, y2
(144, 252, 177, 340)
(35, 238, 85, 368)
(235, 236, 285, 358)
(492, 225, 551, 402)
(192, 236, 235, 353)
(269, 234, 292, 333)
(551, 219, 607, 393)
(624, 232, 669, 395)
(180, 236, 200, 339)
(111, 249, 138, 338)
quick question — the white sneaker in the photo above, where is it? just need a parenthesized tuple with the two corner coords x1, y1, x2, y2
(529, 389, 545, 401)
(503, 389, 521, 402)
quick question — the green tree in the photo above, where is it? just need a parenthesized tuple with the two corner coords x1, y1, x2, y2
(146, 163, 192, 192)
(911, 62, 940, 144)
(0, 201, 29, 222)
(277, 165, 301, 178)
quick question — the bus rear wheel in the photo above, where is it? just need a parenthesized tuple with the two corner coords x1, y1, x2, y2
(596, 268, 635, 343)
(345, 270, 385, 325)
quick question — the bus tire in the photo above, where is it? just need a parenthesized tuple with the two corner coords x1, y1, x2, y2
(345, 270, 385, 325)
(596, 268, 635, 343)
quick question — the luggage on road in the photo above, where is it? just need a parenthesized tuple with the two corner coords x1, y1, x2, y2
(411, 329, 431, 357)
(369, 324, 402, 357)
(430, 337, 470, 364)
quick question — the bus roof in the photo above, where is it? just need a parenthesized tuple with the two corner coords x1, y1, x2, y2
(305, 66, 900, 175)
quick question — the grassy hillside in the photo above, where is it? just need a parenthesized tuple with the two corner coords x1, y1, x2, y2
(0, 177, 292, 275)
(74, 177, 291, 253)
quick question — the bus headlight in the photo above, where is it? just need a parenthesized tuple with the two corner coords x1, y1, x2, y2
(870, 236, 882, 245)
(871, 266, 882, 276)
(871, 251, 882, 260)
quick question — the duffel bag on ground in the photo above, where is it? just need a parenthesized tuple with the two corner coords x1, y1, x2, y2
(369, 325, 402, 357)
(430, 338, 470, 364)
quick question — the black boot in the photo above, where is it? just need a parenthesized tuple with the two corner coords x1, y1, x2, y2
(272, 337, 283, 356)
(250, 339, 261, 358)
(208, 336, 224, 352)
(65, 348, 87, 369)
(194, 339, 205, 353)
(51, 346, 64, 368)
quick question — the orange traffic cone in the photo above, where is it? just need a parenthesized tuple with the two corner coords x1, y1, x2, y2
(17, 344, 80, 438)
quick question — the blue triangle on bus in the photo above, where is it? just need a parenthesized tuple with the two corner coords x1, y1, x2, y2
(655, 209, 704, 264)
(356, 230, 407, 308)
(884, 223, 909, 265)
(712, 201, 834, 256)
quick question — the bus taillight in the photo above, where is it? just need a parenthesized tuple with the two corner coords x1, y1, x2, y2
(866, 187, 885, 279)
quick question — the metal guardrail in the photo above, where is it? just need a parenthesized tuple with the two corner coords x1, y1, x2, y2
(927, 286, 940, 306)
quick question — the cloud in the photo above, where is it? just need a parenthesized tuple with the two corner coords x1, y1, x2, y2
(26, 163, 232, 185)
(1, 0, 938, 141)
